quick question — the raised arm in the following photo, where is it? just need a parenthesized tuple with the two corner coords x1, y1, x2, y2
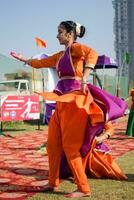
(10, 51, 62, 69)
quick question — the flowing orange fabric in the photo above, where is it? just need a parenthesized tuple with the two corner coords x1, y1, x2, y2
(35, 91, 105, 125)
(35, 37, 47, 48)
(82, 139, 127, 180)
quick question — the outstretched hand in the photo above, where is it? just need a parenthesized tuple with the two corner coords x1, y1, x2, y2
(10, 51, 26, 63)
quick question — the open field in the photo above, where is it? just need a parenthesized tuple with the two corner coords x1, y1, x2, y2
(0, 116, 133, 200)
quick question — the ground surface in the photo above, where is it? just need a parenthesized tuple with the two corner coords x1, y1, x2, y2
(0, 116, 134, 200)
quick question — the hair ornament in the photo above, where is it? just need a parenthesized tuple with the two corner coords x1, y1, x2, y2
(76, 22, 81, 36)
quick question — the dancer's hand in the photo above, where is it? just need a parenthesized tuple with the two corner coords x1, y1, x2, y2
(96, 133, 109, 144)
(81, 82, 88, 95)
(10, 51, 27, 63)
(95, 135, 104, 144)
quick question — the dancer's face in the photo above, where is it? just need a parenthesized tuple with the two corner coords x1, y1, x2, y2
(57, 25, 74, 46)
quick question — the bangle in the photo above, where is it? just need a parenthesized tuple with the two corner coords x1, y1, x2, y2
(105, 133, 110, 139)
(81, 78, 88, 84)
(84, 66, 93, 70)
(23, 61, 27, 66)
(100, 132, 110, 139)
(23, 59, 31, 66)
(81, 81, 87, 84)
(84, 64, 94, 69)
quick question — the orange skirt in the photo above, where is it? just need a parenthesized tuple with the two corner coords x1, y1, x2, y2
(82, 140, 127, 180)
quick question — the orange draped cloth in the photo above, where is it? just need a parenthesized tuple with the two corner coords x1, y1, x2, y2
(82, 140, 127, 180)
(36, 90, 105, 125)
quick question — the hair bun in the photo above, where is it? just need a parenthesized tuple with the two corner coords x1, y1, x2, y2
(79, 25, 85, 38)
(76, 23, 85, 38)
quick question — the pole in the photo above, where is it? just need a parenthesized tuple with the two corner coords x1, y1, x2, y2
(0, 121, 3, 132)
(32, 68, 36, 92)
(102, 64, 105, 89)
(93, 69, 97, 86)
(0, 96, 2, 132)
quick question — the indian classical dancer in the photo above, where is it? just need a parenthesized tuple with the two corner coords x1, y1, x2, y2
(11, 20, 127, 198)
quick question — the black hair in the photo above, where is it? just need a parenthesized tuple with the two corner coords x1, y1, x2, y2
(59, 20, 86, 39)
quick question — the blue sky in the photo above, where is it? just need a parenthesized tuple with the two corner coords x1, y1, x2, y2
(0, 0, 115, 59)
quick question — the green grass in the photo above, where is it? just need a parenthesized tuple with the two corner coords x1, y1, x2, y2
(27, 151, 134, 200)
(0, 121, 48, 136)
(1, 119, 133, 200)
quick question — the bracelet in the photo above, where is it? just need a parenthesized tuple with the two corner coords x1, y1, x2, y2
(105, 133, 110, 139)
(81, 78, 88, 84)
(100, 132, 110, 139)
(23, 61, 27, 66)
(81, 81, 87, 84)
(23, 59, 31, 66)
(84, 66, 93, 70)
(84, 64, 94, 69)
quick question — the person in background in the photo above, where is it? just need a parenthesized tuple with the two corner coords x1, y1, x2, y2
(126, 88, 134, 136)
(11, 20, 127, 198)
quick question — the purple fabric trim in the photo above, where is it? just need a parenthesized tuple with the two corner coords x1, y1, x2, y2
(95, 143, 110, 152)
(54, 79, 81, 94)
(54, 46, 80, 94)
(87, 83, 128, 121)
(58, 47, 75, 77)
